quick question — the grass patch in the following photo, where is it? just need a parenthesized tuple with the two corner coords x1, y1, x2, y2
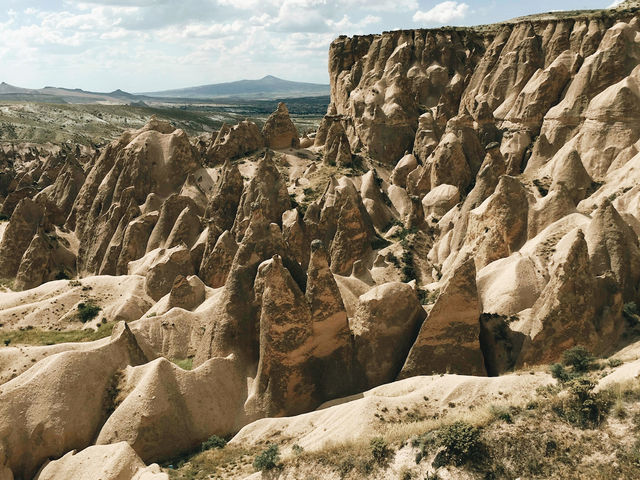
(172, 358, 194, 371)
(166, 445, 254, 480)
(1, 322, 115, 346)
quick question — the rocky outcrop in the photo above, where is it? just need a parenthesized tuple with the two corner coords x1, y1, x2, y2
(144, 245, 195, 301)
(167, 275, 206, 311)
(206, 120, 264, 165)
(351, 282, 426, 389)
(246, 255, 315, 418)
(95, 356, 246, 463)
(464, 176, 530, 270)
(0, 322, 147, 480)
(517, 230, 599, 365)
(329, 29, 486, 164)
(146, 195, 200, 252)
(399, 258, 486, 378)
(390, 152, 418, 188)
(232, 150, 290, 241)
(305, 240, 355, 399)
(261, 103, 300, 149)
(199, 230, 238, 288)
(323, 121, 352, 166)
(117, 212, 159, 275)
(34, 443, 167, 480)
(70, 119, 199, 274)
(0, 198, 45, 278)
(14, 231, 76, 291)
(585, 199, 640, 301)
(205, 159, 243, 232)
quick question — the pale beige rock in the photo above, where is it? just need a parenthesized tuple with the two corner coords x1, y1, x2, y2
(0, 322, 147, 480)
(167, 275, 206, 311)
(585, 198, 640, 301)
(351, 282, 426, 389)
(465, 176, 530, 270)
(430, 132, 472, 192)
(144, 245, 195, 301)
(476, 253, 546, 316)
(206, 120, 264, 165)
(400, 258, 486, 378)
(323, 121, 352, 166)
(205, 159, 243, 232)
(262, 103, 300, 149)
(34, 443, 168, 480)
(245, 255, 315, 418)
(390, 152, 418, 188)
(422, 184, 459, 218)
(199, 230, 238, 288)
(412, 112, 439, 163)
(96, 356, 246, 463)
(0, 198, 44, 278)
(232, 150, 290, 241)
(517, 230, 599, 366)
(305, 240, 356, 399)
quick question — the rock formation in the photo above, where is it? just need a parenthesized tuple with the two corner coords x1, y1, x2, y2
(261, 103, 300, 149)
(206, 120, 264, 165)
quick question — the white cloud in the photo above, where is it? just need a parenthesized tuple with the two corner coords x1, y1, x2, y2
(413, 1, 469, 24)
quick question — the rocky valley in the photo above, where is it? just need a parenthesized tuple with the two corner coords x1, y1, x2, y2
(2, 2, 640, 479)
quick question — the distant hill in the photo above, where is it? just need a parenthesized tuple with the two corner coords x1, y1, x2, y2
(0, 76, 330, 104)
(140, 75, 330, 100)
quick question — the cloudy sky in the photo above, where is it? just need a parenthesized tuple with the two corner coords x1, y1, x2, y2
(0, 0, 621, 92)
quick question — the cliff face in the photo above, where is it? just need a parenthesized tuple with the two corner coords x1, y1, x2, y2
(328, 10, 639, 167)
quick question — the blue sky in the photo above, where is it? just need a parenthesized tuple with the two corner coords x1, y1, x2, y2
(0, 0, 622, 92)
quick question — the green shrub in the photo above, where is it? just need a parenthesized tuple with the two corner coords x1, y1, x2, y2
(292, 444, 304, 455)
(608, 358, 623, 368)
(623, 302, 639, 326)
(489, 405, 514, 424)
(550, 363, 570, 382)
(76, 301, 101, 323)
(370, 437, 391, 464)
(562, 346, 595, 372)
(554, 378, 612, 428)
(201, 434, 227, 451)
(437, 421, 482, 466)
(253, 444, 279, 471)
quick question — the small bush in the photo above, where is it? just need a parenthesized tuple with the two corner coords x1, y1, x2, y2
(608, 358, 623, 368)
(370, 437, 391, 464)
(562, 346, 595, 372)
(253, 444, 279, 471)
(201, 434, 227, 451)
(437, 421, 482, 466)
(489, 405, 514, 424)
(550, 363, 570, 382)
(77, 301, 101, 323)
(554, 378, 612, 428)
(292, 444, 304, 455)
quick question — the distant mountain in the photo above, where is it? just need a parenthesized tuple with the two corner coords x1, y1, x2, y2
(141, 75, 330, 100)
(0, 76, 330, 104)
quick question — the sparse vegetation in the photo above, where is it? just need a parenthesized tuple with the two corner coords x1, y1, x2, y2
(172, 358, 194, 371)
(0, 322, 115, 346)
(369, 437, 391, 464)
(253, 444, 280, 471)
(201, 435, 227, 451)
(562, 346, 596, 372)
(436, 421, 483, 466)
(76, 300, 101, 323)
